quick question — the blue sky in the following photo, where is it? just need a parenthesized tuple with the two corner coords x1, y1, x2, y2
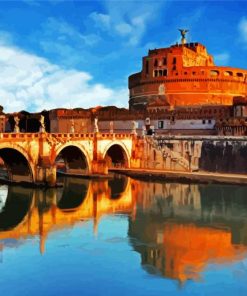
(0, 0, 246, 112)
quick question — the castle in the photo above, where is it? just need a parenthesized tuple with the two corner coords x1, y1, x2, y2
(129, 30, 247, 110)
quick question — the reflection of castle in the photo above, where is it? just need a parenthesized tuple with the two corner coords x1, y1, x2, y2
(129, 180, 247, 282)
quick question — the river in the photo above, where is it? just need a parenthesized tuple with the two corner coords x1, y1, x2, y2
(0, 174, 247, 295)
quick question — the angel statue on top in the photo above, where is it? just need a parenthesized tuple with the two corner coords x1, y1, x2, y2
(178, 29, 189, 44)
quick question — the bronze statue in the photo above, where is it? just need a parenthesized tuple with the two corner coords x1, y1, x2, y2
(178, 29, 189, 44)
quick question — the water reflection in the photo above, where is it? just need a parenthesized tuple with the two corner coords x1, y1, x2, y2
(1, 176, 247, 284)
(130, 181, 247, 282)
(0, 186, 33, 231)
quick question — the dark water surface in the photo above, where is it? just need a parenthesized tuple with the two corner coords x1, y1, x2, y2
(0, 175, 247, 296)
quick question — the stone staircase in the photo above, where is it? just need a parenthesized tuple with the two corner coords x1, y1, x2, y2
(146, 136, 198, 171)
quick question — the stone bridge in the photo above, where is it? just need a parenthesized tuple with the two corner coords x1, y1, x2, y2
(0, 132, 136, 186)
(1, 132, 247, 186)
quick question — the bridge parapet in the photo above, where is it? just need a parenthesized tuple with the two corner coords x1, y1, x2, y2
(0, 133, 40, 140)
(100, 133, 132, 139)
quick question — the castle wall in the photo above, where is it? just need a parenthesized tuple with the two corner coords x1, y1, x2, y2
(199, 140, 247, 173)
(129, 41, 247, 110)
(142, 136, 247, 174)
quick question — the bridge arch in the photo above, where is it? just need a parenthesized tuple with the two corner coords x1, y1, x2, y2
(103, 141, 130, 168)
(108, 175, 129, 199)
(54, 143, 91, 175)
(56, 178, 90, 211)
(0, 186, 34, 231)
(0, 144, 35, 183)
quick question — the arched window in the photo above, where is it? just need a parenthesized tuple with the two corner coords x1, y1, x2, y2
(224, 71, 233, 76)
(236, 72, 243, 77)
(210, 70, 219, 76)
(154, 59, 158, 67)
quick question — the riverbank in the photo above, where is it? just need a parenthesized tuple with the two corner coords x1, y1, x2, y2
(57, 171, 113, 180)
(110, 168, 247, 185)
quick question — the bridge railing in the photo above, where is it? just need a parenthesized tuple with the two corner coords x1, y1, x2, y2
(0, 132, 133, 140)
(49, 133, 95, 138)
(101, 133, 132, 139)
(0, 133, 40, 139)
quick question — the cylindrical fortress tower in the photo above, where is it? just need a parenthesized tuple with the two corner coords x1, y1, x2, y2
(128, 32, 247, 110)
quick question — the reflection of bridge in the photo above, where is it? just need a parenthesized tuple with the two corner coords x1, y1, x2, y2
(0, 132, 135, 186)
(0, 176, 134, 253)
(1, 178, 247, 283)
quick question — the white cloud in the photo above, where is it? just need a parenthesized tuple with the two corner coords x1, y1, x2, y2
(115, 23, 133, 36)
(89, 12, 111, 31)
(239, 17, 247, 44)
(0, 43, 128, 113)
(214, 52, 230, 65)
(42, 17, 100, 46)
(89, 1, 165, 46)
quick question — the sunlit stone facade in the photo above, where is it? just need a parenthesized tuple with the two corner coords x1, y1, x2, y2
(129, 40, 247, 110)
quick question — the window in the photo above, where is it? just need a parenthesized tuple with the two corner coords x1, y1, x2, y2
(202, 119, 206, 124)
(224, 71, 233, 76)
(237, 72, 243, 77)
(210, 70, 219, 76)
(163, 69, 168, 76)
(173, 57, 177, 64)
(154, 59, 158, 67)
(208, 119, 212, 124)
(158, 120, 164, 129)
(163, 57, 167, 65)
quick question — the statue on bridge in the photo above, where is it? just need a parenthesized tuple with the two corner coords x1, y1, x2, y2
(39, 115, 46, 133)
(131, 121, 137, 135)
(142, 125, 146, 137)
(110, 121, 114, 134)
(70, 119, 75, 133)
(94, 117, 99, 133)
(14, 116, 20, 133)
